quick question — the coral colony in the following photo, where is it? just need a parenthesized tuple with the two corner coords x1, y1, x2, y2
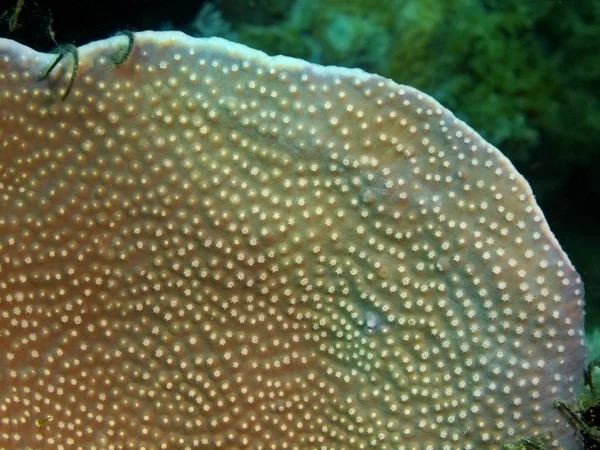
(0, 32, 586, 449)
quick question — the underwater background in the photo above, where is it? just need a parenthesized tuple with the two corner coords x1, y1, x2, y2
(1, 0, 599, 350)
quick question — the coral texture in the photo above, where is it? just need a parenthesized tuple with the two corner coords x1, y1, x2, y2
(0, 31, 586, 449)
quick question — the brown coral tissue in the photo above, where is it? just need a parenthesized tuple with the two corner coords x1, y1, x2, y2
(0, 31, 587, 449)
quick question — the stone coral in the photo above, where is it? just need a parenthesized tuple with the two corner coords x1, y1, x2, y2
(0, 31, 586, 449)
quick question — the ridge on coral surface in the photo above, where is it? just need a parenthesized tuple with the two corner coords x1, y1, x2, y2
(0, 31, 586, 449)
